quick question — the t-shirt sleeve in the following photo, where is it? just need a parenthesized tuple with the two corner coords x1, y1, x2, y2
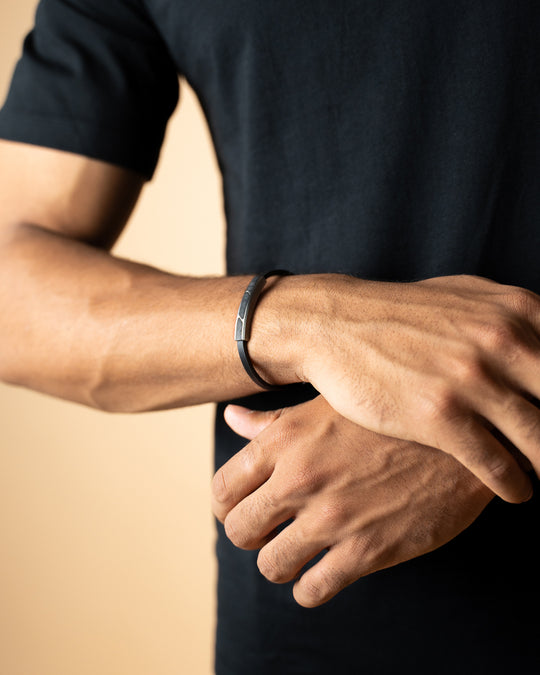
(0, 0, 180, 179)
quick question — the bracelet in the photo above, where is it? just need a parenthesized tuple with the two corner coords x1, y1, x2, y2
(234, 270, 292, 390)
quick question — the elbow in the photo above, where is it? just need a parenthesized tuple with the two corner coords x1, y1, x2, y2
(0, 224, 30, 385)
(0, 363, 18, 388)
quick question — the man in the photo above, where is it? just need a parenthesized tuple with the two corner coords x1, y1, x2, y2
(0, 1, 539, 673)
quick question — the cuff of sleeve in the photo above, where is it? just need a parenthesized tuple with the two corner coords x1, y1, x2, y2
(0, 107, 163, 180)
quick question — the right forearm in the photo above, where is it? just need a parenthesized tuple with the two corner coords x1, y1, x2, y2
(3, 222, 539, 504)
(0, 222, 308, 411)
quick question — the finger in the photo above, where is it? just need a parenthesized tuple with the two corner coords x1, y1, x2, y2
(211, 437, 274, 522)
(256, 518, 325, 584)
(293, 541, 369, 608)
(421, 274, 497, 290)
(484, 321, 540, 406)
(476, 393, 540, 477)
(224, 404, 284, 440)
(437, 416, 532, 504)
(224, 481, 293, 550)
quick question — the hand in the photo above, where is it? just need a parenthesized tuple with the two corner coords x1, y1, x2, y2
(293, 273, 540, 502)
(211, 396, 493, 608)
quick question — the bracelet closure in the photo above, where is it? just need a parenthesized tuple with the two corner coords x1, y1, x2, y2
(234, 270, 291, 390)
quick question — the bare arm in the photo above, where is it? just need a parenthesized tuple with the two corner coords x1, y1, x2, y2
(0, 140, 293, 411)
(2, 140, 540, 503)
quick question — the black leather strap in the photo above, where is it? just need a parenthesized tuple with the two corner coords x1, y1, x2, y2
(234, 270, 291, 390)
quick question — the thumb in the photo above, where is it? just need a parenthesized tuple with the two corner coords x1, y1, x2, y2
(224, 405, 283, 440)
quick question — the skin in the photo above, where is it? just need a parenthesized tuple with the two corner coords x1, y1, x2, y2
(212, 397, 493, 608)
(0, 141, 262, 409)
(1, 139, 539, 605)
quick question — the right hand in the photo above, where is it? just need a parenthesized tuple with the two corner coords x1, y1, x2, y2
(296, 273, 540, 503)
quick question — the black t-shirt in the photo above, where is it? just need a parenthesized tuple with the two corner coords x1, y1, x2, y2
(1, 1, 540, 673)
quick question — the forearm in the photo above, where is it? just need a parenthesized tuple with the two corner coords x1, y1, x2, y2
(3, 219, 540, 506)
(0, 222, 308, 411)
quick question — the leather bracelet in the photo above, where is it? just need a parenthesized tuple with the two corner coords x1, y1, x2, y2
(234, 270, 292, 390)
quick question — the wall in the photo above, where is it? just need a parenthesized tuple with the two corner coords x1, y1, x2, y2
(0, 2, 223, 673)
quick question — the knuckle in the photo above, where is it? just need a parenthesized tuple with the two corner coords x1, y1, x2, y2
(300, 578, 327, 606)
(450, 352, 486, 388)
(348, 533, 377, 563)
(211, 468, 230, 504)
(224, 514, 251, 549)
(317, 503, 347, 531)
(484, 455, 515, 485)
(478, 451, 530, 503)
(341, 533, 384, 578)
(506, 287, 537, 317)
(521, 409, 540, 442)
(476, 318, 520, 354)
(418, 383, 461, 427)
(289, 464, 323, 495)
(224, 488, 282, 549)
(256, 488, 281, 513)
(301, 565, 347, 606)
(257, 548, 289, 583)
(211, 499, 228, 523)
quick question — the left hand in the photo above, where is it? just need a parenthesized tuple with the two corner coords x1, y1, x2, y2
(211, 396, 493, 607)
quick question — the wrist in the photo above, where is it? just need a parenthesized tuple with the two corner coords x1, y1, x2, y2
(245, 273, 349, 388)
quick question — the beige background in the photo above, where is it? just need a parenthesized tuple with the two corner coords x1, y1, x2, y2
(0, 1, 224, 673)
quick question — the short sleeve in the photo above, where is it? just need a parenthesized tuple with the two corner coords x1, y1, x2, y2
(0, 0, 180, 179)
